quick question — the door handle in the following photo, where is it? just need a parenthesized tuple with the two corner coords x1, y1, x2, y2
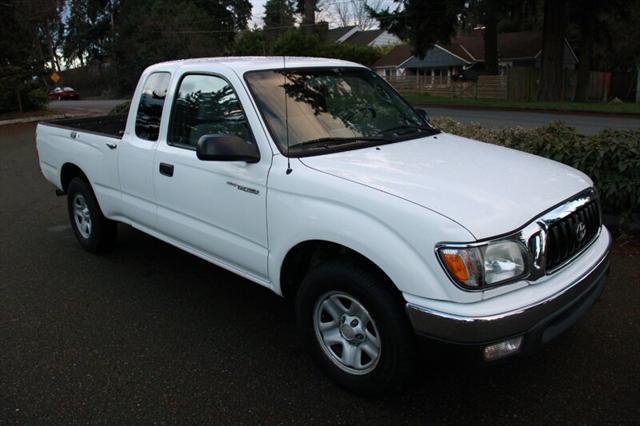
(159, 162, 174, 177)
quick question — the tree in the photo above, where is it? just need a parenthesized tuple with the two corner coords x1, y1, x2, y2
(234, 29, 267, 55)
(63, 0, 115, 67)
(264, 0, 295, 38)
(114, 0, 252, 92)
(326, 0, 387, 30)
(463, 0, 542, 76)
(369, 0, 466, 57)
(571, 0, 640, 100)
(296, 0, 316, 32)
(0, 0, 53, 112)
(481, 0, 499, 75)
(538, 0, 567, 101)
(571, 0, 600, 101)
(497, 0, 543, 32)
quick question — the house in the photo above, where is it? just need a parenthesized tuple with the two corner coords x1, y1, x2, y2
(373, 30, 578, 82)
(325, 26, 401, 47)
(372, 44, 413, 78)
(325, 25, 359, 43)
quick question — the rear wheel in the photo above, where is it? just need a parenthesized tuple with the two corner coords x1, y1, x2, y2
(296, 260, 416, 395)
(66, 177, 117, 252)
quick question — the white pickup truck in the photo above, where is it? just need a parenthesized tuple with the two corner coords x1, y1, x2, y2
(36, 57, 611, 394)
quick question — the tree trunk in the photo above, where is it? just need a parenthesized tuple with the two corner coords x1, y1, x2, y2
(303, 0, 315, 33)
(45, 20, 61, 72)
(538, 0, 566, 101)
(484, 0, 499, 75)
(16, 85, 23, 113)
(574, 5, 595, 102)
(636, 65, 640, 103)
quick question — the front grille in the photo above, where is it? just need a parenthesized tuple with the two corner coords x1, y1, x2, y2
(546, 199, 601, 270)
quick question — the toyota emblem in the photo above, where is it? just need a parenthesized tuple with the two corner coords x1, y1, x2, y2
(576, 222, 587, 242)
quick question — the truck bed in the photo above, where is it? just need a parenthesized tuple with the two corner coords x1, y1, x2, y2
(41, 114, 127, 139)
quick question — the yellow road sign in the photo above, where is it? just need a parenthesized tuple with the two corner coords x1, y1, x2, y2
(50, 72, 61, 83)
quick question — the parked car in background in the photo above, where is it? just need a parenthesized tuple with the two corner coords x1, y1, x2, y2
(49, 86, 79, 101)
(35, 57, 611, 395)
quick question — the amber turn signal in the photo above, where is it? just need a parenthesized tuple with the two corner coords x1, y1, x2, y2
(442, 253, 470, 282)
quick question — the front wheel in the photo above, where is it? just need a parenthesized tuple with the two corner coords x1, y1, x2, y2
(296, 260, 416, 395)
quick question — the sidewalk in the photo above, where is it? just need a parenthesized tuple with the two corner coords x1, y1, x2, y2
(0, 112, 69, 126)
(0, 99, 124, 126)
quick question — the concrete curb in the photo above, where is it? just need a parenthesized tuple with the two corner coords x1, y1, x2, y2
(0, 112, 99, 127)
(0, 114, 66, 126)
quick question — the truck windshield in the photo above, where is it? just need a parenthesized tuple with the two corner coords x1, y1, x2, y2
(244, 67, 438, 156)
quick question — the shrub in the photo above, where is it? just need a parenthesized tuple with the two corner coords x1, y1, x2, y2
(24, 88, 49, 110)
(0, 75, 48, 113)
(233, 29, 268, 56)
(109, 101, 131, 115)
(431, 117, 640, 219)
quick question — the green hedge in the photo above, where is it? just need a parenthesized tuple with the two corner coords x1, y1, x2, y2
(431, 118, 640, 219)
(109, 101, 130, 115)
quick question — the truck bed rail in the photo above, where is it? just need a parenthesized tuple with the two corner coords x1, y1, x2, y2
(41, 114, 127, 139)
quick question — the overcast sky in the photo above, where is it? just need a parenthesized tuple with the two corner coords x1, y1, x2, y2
(249, 0, 268, 27)
(248, 0, 345, 28)
(248, 0, 393, 29)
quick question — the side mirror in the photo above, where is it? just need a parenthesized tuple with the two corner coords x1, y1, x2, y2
(415, 108, 431, 124)
(196, 134, 260, 163)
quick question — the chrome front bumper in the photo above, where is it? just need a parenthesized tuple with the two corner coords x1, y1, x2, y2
(406, 244, 611, 346)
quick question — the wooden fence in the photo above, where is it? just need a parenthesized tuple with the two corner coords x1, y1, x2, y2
(385, 68, 632, 101)
(386, 75, 508, 99)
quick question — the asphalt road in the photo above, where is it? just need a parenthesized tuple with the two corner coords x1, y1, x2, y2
(422, 106, 640, 135)
(1, 123, 639, 423)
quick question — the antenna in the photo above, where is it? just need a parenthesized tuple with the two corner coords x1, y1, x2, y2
(283, 55, 292, 175)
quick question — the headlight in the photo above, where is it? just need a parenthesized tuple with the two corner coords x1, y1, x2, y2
(437, 239, 528, 289)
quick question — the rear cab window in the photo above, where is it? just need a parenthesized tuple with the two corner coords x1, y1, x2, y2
(135, 72, 171, 141)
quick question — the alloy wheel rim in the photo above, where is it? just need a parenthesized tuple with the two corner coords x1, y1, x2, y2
(72, 193, 92, 239)
(313, 291, 381, 375)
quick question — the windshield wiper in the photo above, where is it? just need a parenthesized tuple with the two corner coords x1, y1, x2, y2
(382, 125, 440, 138)
(290, 136, 390, 152)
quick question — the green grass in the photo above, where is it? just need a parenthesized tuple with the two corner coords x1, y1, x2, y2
(404, 94, 640, 115)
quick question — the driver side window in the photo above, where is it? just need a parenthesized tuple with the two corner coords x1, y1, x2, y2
(168, 74, 250, 148)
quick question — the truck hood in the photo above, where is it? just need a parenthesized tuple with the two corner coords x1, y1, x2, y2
(300, 133, 592, 239)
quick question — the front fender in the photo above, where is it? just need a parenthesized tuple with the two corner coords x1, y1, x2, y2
(267, 157, 480, 303)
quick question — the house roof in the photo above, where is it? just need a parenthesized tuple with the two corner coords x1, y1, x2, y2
(372, 44, 413, 68)
(437, 42, 475, 62)
(404, 44, 471, 69)
(373, 30, 577, 69)
(447, 31, 545, 61)
(343, 29, 386, 46)
(326, 26, 358, 43)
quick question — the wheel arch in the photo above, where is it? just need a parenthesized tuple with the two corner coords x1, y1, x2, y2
(60, 162, 90, 193)
(279, 239, 402, 303)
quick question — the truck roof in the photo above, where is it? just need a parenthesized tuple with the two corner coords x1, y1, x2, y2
(146, 56, 366, 75)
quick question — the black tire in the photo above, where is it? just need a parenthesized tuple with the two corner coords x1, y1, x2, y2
(66, 177, 117, 253)
(296, 259, 416, 395)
